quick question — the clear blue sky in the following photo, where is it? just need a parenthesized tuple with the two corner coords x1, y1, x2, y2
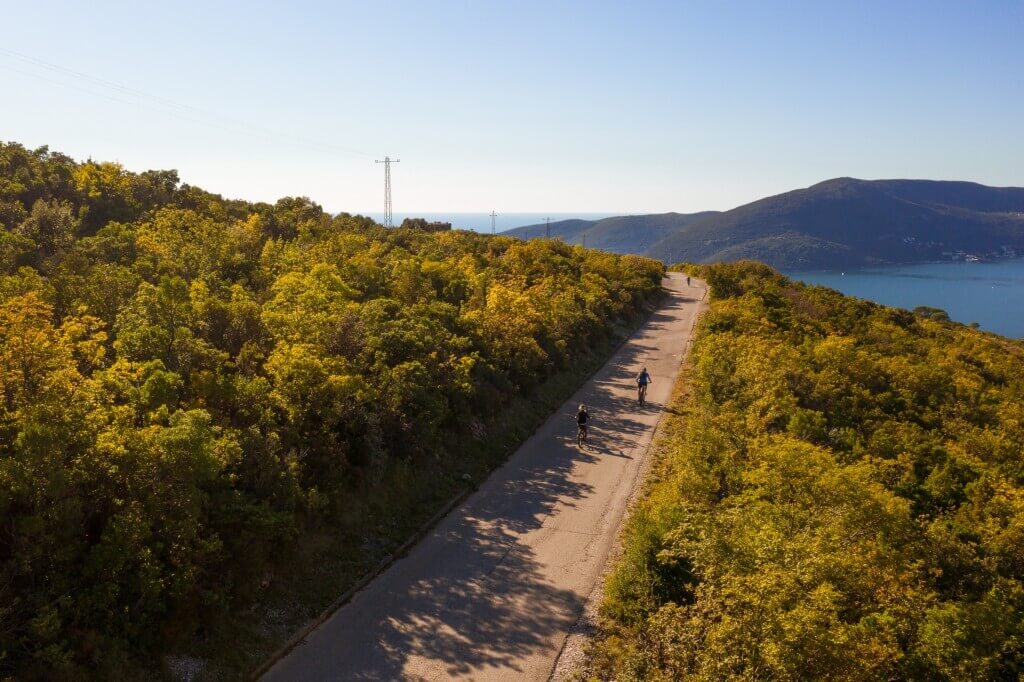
(3, 1, 1022, 213)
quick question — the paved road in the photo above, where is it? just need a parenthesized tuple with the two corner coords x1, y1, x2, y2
(263, 273, 707, 681)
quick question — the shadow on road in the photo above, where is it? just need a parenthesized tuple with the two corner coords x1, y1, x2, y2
(332, 434, 595, 679)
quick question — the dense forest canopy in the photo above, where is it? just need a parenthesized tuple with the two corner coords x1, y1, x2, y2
(0, 141, 664, 677)
(595, 261, 1024, 680)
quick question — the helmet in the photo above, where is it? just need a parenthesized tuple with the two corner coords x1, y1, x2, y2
(579, 404, 586, 411)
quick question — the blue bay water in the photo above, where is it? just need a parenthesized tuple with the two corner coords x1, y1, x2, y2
(786, 260, 1024, 339)
(362, 212, 616, 233)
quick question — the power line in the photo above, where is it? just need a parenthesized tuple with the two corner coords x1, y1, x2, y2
(0, 46, 206, 116)
(375, 156, 400, 227)
(0, 47, 371, 158)
(0, 62, 220, 131)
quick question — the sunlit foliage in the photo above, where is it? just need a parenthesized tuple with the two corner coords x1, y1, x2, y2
(597, 261, 1024, 680)
(0, 141, 664, 677)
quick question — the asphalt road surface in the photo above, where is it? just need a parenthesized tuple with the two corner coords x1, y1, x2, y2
(263, 273, 707, 681)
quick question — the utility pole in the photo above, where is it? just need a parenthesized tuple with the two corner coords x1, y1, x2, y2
(490, 210, 497, 235)
(374, 156, 400, 227)
(545, 217, 551, 239)
(582, 233, 587, 249)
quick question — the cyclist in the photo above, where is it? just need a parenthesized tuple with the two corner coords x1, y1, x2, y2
(636, 367, 652, 404)
(575, 404, 590, 446)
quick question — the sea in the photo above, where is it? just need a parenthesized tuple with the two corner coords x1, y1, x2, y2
(786, 259, 1024, 339)
(361, 212, 616, 234)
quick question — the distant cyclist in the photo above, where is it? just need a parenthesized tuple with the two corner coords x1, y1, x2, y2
(636, 367, 652, 405)
(686, 276, 691, 286)
(575, 404, 590, 446)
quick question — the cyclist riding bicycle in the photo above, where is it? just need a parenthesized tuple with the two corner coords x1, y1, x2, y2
(575, 404, 589, 446)
(636, 367, 652, 404)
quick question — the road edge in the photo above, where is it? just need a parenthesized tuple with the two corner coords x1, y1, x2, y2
(249, 286, 669, 680)
(547, 280, 708, 681)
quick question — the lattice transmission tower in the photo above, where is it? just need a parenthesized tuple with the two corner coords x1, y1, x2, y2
(490, 210, 497, 235)
(375, 156, 400, 227)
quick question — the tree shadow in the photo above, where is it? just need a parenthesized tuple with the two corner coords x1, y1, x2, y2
(264, 430, 598, 680)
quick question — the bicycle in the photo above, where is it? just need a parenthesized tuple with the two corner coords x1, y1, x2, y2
(577, 422, 588, 447)
(638, 383, 648, 405)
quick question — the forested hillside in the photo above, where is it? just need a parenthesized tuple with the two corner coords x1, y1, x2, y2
(0, 142, 664, 678)
(594, 262, 1024, 680)
(506, 179, 1024, 269)
(503, 212, 719, 254)
(647, 179, 1024, 268)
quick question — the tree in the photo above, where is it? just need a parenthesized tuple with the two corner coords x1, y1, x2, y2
(74, 161, 140, 233)
(16, 199, 78, 260)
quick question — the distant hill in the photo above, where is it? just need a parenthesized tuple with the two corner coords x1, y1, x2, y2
(502, 212, 719, 254)
(505, 179, 1024, 269)
(648, 178, 1024, 268)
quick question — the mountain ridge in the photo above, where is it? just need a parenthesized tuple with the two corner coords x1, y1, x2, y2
(503, 178, 1024, 268)
(502, 211, 721, 253)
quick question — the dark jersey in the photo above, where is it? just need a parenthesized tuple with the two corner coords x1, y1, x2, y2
(576, 410, 589, 425)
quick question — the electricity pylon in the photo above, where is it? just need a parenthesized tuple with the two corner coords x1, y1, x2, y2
(374, 156, 400, 227)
